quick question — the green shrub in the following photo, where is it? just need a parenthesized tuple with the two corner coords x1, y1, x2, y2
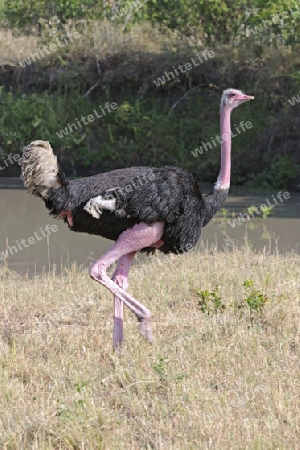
(196, 285, 226, 315)
(235, 279, 270, 313)
(4, 0, 148, 34)
(4, 0, 104, 32)
(4, 0, 300, 44)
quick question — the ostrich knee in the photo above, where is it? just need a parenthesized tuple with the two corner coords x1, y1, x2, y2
(90, 262, 106, 281)
(112, 274, 129, 290)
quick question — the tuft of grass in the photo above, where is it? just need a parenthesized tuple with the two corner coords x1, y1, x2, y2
(0, 245, 299, 449)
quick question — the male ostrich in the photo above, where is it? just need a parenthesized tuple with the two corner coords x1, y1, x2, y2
(20, 88, 253, 350)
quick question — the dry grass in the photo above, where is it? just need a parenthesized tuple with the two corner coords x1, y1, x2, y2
(0, 28, 38, 65)
(0, 244, 299, 449)
(87, 20, 186, 57)
(0, 21, 184, 67)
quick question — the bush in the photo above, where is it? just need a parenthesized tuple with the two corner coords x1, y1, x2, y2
(4, 0, 104, 32)
(4, 0, 300, 44)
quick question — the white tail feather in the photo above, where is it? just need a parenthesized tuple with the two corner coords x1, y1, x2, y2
(20, 140, 66, 198)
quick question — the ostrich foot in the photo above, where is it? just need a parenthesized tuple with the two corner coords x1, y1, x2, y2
(113, 316, 124, 350)
(137, 316, 153, 343)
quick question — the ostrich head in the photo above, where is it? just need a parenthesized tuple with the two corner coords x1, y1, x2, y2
(221, 89, 254, 110)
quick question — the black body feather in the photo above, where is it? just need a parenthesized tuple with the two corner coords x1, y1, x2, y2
(44, 165, 228, 254)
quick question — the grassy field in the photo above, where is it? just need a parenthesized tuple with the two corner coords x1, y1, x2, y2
(0, 244, 299, 449)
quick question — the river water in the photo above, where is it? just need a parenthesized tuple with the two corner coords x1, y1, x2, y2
(0, 179, 299, 275)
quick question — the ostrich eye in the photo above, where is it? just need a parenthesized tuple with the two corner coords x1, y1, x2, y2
(228, 93, 235, 98)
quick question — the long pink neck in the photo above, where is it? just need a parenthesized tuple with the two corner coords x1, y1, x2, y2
(214, 105, 232, 190)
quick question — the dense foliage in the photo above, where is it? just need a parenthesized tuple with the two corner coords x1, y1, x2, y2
(4, 0, 300, 44)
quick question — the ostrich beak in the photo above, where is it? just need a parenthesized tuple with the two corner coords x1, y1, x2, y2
(238, 93, 254, 101)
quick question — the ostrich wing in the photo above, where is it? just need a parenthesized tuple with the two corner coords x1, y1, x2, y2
(84, 166, 185, 223)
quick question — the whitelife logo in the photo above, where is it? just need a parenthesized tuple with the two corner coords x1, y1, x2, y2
(0, 224, 58, 260)
(191, 121, 253, 158)
(19, 32, 81, 67)
(228, 191, 291, 228)
(56, 102, 118, 138)
(153, 50, 215, 87)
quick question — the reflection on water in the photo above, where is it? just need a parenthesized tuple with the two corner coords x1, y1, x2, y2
(0, 179, 299, 275)
(207, 189, 300, 255)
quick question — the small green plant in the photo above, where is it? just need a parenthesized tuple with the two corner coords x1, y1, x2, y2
(74, 381, 87, 393)
(196, 285, 226, 315)
(244, 205, 258, 217)
(243, 280, 268, 311)
(236, 279, 269, 313)
(243, 204, 273, 220)
(153, 357, 167, 377)
(220, 208, 229, 219)
(175, 373, 187, 381)
(260, 205, 273, 219)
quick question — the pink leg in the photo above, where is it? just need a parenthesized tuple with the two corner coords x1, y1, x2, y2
(112, 252, 136, 350)
(90, 222, 164, 346)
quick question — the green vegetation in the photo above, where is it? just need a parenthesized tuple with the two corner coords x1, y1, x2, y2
(242, 279, 269, 312)
(244, 204, 273, 219)
(0, 1, 299, 188)
(232, 278, 271, 314)
(196, 279, 270, 315)
(196, 284, 226, 314)
(4, 0, 300, 44)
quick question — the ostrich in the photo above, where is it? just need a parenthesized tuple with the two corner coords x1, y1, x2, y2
(20, 88, 253, 350)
